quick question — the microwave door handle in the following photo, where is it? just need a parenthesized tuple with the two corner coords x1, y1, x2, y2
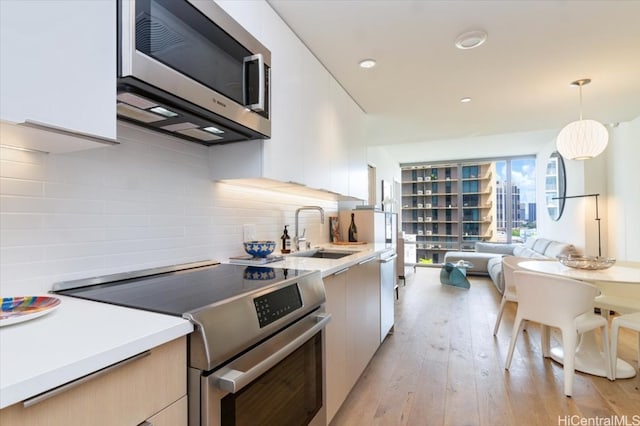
(243, 53, 265, 112)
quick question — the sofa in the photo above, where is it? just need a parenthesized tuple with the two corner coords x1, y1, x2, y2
(443, 238, 577, 294)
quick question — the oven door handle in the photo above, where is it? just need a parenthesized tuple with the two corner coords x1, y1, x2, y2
(210, 312, 331, 394)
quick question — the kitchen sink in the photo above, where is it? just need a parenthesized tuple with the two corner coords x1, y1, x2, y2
(290, 249, 358, 259)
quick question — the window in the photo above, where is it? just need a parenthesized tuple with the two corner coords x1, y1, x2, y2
(400, 156, 536, 264)
(462, 181, 479, 193)
(462, 165, 479, 179)
(494, 158, 537, 243)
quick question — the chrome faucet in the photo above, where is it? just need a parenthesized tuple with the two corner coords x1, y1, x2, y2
(294, 206, 325, 251)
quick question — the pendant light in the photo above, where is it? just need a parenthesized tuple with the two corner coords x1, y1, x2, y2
(556, 78, 609, 160)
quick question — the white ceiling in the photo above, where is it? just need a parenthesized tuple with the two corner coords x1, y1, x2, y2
(267, 0, 640, 154)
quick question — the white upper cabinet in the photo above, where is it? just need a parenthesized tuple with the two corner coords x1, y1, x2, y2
(0, 0, 117, 151)
(210, 0, 368, 199)
(332, 79, 368, 201)
(260, 7, 306, 185)
(300, 54, 333, 191)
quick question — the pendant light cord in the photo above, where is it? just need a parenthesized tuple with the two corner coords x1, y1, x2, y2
(578, 82, 583, 120)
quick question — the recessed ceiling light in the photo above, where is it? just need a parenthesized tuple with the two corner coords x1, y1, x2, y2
(359, 59, 376, 69)
(455, 30, 488, 50)
(460, 97, 472, 103)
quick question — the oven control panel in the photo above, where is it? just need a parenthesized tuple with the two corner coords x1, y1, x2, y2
(254, 283, 303, 328)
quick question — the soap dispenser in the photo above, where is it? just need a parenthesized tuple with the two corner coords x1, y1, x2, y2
(281, 225, 291, 254)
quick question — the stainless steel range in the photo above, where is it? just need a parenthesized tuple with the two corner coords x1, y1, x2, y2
(53, 260, 329, 426)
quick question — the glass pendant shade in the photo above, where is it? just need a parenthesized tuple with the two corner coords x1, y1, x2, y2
(556, 119, 609, 160)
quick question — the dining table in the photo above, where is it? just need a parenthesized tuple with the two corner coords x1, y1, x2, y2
(518, 260, 640, 379)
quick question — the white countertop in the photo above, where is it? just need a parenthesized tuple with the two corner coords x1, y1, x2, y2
(229, 243, 394, 276)
(263, 243, 392, 276)
(0, 242, 394, 410)
(0, 295, 193, 409)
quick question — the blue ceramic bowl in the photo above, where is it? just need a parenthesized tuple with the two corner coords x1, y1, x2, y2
(243, 240, 276, 258)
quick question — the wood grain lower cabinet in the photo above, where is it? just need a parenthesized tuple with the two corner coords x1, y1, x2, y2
(346, 256, 380, 389)
(145, 395, 188, 426)
(324, 267, 349, 422)
(0, 336, 187, 426)
(324, 256, 380, 423)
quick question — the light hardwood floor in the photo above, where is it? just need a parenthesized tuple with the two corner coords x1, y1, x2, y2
(330, 267, 640, 426)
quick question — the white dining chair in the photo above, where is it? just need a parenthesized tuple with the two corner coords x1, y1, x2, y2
(493, 256, 527, 336)
(610, 312, 640, 380)
(504, 270, 611, 397)
(595, 292, 640, 320)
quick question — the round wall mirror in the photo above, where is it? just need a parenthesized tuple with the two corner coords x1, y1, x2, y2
(546, 151, 567, 221)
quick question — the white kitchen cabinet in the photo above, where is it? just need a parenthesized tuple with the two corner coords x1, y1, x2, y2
(332, 78, 368, 201)
(323, 255, 380, 422)
(300, 55, 334, 192)
(0, 0, 117, 151)
(209, 1, 368, 199)
(257, 1, 306, 185)
(327, 78, 356, 197)
(0, 337, 187, 426)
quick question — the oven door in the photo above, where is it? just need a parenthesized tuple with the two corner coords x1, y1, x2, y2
(191, 312, 331, 426)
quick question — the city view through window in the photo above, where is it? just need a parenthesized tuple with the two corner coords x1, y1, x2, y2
(400, 157, 536, 264)
(494, 158, 537, 243)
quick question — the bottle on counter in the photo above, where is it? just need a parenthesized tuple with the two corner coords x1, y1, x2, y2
(281, 225, 291, 253)
(348, 213, 358, 242)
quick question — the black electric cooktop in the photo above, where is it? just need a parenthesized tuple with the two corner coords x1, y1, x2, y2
(54, 263, 309, 317)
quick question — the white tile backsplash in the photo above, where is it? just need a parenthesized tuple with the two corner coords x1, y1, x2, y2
(0, 177, 43, 196)
(0, 123, 337, 295)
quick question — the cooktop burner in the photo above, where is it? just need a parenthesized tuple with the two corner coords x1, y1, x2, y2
(53, 260, 327, 371)
(53, 262, 308, 317)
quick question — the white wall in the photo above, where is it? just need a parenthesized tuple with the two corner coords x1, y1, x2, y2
(606, 116, 640, 261)
(536, 116, 639, 261)
(383, 129, 558, 164)
(366, 146, 401, 211)
(0, 123, 336, 296)
(536, 138, 588, 252)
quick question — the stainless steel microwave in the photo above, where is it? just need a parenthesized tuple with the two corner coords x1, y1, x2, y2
(117, 0, 271, 145)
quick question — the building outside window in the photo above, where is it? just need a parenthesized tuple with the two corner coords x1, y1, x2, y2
(400, 157, 536, 264)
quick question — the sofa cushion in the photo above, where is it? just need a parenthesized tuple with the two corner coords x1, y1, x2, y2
(524, 238, 537, 249)
(475, 242, 516, 255)
(532, 238, 553, 254)
(443, 251, 501, 274)
(513, 246, 548, 259)
(543, 241, 577, 258)
(487, 256, 505, 293)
